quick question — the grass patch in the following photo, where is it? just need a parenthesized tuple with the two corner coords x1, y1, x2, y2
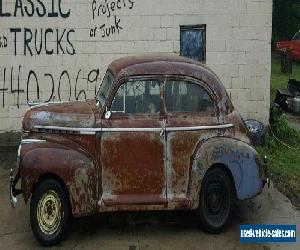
(271, 53, 300, 101)
(257, 134, 300, 208)
(259, 54, 300, 208)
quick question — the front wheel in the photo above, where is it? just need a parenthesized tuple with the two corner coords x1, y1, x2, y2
(198, 168, 235, 233)
(30, 179, 70, 246)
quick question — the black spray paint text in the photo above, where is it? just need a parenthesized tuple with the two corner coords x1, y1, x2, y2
(90, 0, 134, 38)
(1, 0, 75, 56)
(92, 0, 134, 19)
(0, 66, 100, 108)
(10, 28, 75, 56)
(0, 0, 70, 18)
(0, 34, 7, 48)
(90, 15, 123, 38)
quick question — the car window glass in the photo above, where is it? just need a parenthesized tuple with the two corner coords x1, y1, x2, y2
(97, 71, 114, 106)
(165, 80, 214, 112)
(112, 80, 160, 114)
(111, 85, 125, 112)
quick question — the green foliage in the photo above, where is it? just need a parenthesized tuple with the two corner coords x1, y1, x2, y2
(270, 54, 300, 144)
(256, 54, 300, 207)
(257, 105, 300, 207)
(256, 50, 300, 205)
(269, 104, 299, 141)
(273, 0, 300, 41)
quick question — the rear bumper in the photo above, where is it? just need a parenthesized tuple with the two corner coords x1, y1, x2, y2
(262, 176, 270, 189)
(10, 170, 22, 208)
(260, 155, 270, 188)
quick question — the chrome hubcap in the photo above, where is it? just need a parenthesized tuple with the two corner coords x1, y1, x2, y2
(37, 190, 61, 235)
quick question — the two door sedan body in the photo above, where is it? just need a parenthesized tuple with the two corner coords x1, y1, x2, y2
(10, 54, 268, 246)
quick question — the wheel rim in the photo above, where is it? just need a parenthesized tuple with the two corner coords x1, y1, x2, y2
(37, 190, 62, 235)
(204, 175, 229, 225)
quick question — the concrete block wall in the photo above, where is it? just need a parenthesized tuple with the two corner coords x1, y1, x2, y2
(0, 0, 272, 135)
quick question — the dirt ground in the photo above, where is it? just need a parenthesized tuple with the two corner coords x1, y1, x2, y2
(0, 148, 299, 250)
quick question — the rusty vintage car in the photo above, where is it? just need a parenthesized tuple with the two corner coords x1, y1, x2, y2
(10, 54, 268, 246)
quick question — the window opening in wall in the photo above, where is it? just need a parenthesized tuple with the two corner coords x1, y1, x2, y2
(180, 25, 206, 63)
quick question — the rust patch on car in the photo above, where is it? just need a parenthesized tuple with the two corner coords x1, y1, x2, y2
(68, 161, 98, 216)
(23, 100, 96, 131)
(167, 132, 200, 195)
(20, 136, 99, 217)
(100, 132, 165, 203)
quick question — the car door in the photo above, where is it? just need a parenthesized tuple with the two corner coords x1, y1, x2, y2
(99, 78, 167, 208)
(164, 78, 219, 209)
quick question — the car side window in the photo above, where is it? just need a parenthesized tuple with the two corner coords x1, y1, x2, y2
(165, 80, 214, 113)
(112, 80, 160, 114)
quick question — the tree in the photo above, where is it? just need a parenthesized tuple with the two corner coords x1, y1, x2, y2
(273, 0, 300, 41)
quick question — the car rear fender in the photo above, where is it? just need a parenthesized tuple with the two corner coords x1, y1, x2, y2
(189, 136, 265, 208)
(20, 141, 98, 217)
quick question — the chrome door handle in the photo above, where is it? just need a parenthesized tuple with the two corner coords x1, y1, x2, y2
(160, 127, 164, 137)
(160, 119, 166, 138)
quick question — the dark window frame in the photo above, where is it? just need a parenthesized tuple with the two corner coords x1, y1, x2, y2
(180, 24, 206, 63)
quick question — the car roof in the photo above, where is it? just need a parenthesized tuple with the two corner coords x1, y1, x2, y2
(108, 53, 217, 78)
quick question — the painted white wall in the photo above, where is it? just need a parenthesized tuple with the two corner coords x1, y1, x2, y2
(0, 0, 272, 132)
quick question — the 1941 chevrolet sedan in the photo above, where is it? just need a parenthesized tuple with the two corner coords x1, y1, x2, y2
(10, 54, 268, 246)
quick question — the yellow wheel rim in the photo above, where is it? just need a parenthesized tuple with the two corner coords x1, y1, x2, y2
(37, 190, 62, 235)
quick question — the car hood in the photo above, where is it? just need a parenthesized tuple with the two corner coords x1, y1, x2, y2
(23, 100, 97, 131)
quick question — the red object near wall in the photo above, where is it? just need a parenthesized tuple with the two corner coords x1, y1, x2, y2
(276, 31, 300, 61)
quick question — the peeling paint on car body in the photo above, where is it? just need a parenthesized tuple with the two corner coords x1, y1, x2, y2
(20, 134, 98, 217)
(12, 54, 267, 218)
(189, 137, 266, 209)
(23, 100, 96, 131)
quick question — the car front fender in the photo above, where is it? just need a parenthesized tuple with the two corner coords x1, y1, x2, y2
(20, 139, 98, 217)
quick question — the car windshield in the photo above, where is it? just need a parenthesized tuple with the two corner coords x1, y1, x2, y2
(292, 31, 300, 40)
(96, 70, 114, 107)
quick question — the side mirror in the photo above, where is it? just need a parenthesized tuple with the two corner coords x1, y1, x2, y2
(104, 111, 112, 120)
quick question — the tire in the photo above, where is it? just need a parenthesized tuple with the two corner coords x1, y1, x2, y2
(30, 179, 70, 246)
(198, 168, 234, 233)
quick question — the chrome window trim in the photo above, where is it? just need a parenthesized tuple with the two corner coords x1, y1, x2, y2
(166, 124, 234, 132)
(101, 127, 162, 132)
(34, 125, 99, 135)
(33, 124, 234, 134)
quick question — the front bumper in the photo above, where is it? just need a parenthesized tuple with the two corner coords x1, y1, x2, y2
(10, 169, 22, 208)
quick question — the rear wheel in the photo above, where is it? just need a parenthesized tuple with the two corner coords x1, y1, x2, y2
(198, 168, 234, 233)
(30, 179, 70, 246)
